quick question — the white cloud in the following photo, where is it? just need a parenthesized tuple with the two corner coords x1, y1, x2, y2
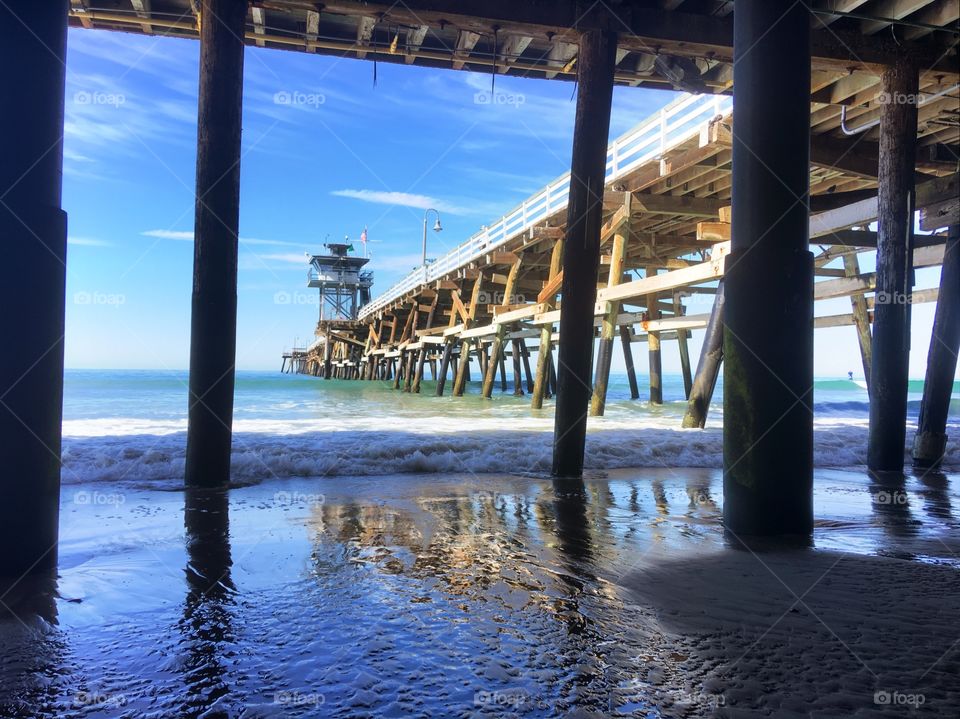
(140, 230, 302, 247)
(142, 229, 193, 241)
(254, 253, 309, 265)
(68, 236, 112, 247)
(331, 189, 469, 215)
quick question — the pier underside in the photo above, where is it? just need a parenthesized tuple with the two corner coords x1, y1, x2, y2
(1, 0, 958, 578)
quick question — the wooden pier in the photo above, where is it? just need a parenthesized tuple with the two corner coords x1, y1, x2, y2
(2, 1, 959, 576)
(297, 92, 957, 428)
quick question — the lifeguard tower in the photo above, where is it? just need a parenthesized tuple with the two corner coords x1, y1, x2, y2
(307, 243, 373, 322)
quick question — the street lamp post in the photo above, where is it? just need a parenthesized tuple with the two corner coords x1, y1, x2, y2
(422, 208, 442, 284)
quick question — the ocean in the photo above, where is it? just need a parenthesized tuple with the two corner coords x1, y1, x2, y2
(60, 369, 960, 487)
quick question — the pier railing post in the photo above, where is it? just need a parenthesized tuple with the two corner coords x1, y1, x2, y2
(551, 29, 617, 478)
(184, 0, 247, 488)
(868, 56, 920, 472)
(0, 0, 68, 576)
(913, 230, 959, 467)
(723, 0, 813, 536)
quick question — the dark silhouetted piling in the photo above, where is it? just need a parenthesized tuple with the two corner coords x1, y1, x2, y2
(724, 0, 813, 536)
(185, 0, 247, 488)
(913, 231, 959, 467)
(0, 0, 68, 576)
(552, 29, 617, 478)
(868, 57, 920, 472)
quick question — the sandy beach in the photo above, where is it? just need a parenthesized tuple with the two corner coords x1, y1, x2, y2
(2, 467, 957, 717)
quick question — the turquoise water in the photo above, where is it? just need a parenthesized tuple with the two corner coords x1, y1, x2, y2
(63, 369, 957, 423)
(59, 370, 959, 486)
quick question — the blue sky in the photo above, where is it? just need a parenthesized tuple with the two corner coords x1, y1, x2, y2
(62, 28, 949, 379)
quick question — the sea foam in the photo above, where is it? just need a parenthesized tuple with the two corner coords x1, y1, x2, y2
(59, 417, 959, 488)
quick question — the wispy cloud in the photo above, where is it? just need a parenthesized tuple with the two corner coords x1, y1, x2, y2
(331, 189, 469, 215)
(255, 252, 309, 265)
(141, 229, 303, 247)
(68, 236, 112, 247)
(142, 229, 193, 241)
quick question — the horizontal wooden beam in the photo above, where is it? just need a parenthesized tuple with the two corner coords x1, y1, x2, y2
(634, 193, 724, 217)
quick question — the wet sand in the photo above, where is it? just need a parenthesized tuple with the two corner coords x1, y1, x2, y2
(1, 468, 958, 717)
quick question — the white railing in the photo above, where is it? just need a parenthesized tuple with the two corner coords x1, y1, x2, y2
(358, 92, 731, 319)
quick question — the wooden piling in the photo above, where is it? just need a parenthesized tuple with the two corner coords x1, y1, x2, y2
(482, 257, 523, 398)
(674, 293, 693, 399)
(323, 336, 333, 379)
(403, 350, 415, 392)
(551, 29, 617, 478)
(512, 340, 525, 396)
(619, 325, 640, 400)
(453, 274, 484, 396)
(412, 347, 427, 393)
(520, 341, 534, 392)
(412, 294, 437, 393)
(393, 352, 404, 389)
(590, 213, 629, 416)
(531, 236, 565, 408)
(868, 57, 920, 472)
(913, 231, 959, 467)
(646, 267, 663, 405)
(436, 342, 454, 396)
(682, 281, 725, 428)
(843, 252, 873, 391)
(723, 0, 813, 535)
(185, 0, 247, 488)
(0, 0, 69, 576)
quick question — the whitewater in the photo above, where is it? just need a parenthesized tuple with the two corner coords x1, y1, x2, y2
(60, 370, 960, 488)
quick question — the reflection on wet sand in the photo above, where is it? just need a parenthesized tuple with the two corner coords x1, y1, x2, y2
(0, 467, 956, 717)
(180, 488, 235, 718)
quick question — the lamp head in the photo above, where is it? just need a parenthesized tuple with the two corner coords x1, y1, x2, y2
(433, 219, 443, 233)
